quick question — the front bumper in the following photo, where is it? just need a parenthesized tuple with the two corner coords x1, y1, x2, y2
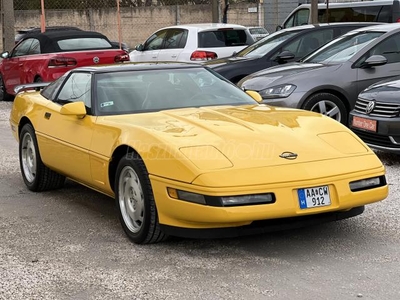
(349, 112, 400, 153)
(150, 161, 387, 235)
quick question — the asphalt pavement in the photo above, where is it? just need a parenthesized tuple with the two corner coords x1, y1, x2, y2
(0, 101, 399, 300)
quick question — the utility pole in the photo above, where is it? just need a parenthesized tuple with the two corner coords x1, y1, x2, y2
(1, 0, 15, 51)
(311, 0, 318, 24)
(212, 0, 220, 23)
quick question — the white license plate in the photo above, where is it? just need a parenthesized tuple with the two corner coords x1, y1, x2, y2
(298, 185, 331, 209)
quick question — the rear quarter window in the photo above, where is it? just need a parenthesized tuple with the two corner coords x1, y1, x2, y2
(198, 30, 250, 48)
(57, 38, 112, 51)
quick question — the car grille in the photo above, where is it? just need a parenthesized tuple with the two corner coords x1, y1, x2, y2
(352, 128, 400, 148)
(354, 97, 400, 118)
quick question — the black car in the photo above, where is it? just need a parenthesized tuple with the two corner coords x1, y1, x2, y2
(350, 77, 400, 154)
(15, 26, 130, 52)
(205, 23, 380, 84)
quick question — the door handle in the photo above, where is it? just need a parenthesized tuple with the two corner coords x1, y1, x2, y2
(19, 63, 23, 67)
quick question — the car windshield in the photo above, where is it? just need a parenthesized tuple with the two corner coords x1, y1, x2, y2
(94, 67, 257, 115)
(235, 29, 301, 58)
(302, 31, 384, 64)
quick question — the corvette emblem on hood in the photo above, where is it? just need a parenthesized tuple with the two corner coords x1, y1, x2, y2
(279, 151, 298, 160)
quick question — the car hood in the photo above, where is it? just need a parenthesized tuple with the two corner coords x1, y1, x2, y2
(103, 105, 370, 170)
(239, 62, 336, 91)
(360, 76, 400, 102)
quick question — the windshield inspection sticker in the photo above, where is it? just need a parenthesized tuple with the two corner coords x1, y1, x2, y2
(100, 101, 114, 107)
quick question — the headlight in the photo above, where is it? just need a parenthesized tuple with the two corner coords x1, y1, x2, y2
(260, 84, 296, 99)
(167, 188, 275, 207)
(349, 176, 386, 192)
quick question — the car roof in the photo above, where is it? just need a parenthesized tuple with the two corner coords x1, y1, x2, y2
(346, 22, 400, 32)
(161, 23, 247, 31)
(75, 62, 204, 73)
(20, 30, 111, 53)
(17, 26, 82, 34)
(279, 22, 386, 33)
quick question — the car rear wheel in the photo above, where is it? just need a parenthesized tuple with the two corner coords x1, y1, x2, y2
(0, 74, 12, 101)
(115, 153, 167, 244)
(19, 124, 66, 191)
(302, 93, 348, 125)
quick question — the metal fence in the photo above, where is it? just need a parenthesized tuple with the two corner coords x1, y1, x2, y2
(1, 0, 264, 52)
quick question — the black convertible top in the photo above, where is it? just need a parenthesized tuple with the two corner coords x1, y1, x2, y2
(23, 30, 112, 53)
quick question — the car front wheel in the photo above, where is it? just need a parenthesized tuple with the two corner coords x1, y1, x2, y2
(19, 124, 66, 191)
(115, 153, 167, 244)
(302, 93, 348, 125)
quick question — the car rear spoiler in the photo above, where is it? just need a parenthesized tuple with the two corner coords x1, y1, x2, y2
(14, 82, 51, 94)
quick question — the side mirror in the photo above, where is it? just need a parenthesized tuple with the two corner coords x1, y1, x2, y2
(60, 102, 87, 118)
(1, 51, 9, 59)
(276, 25, 283, 31)
(360, 55, 387, 69)
(135, 44, 144, 51)
(275, 50, 295, 63)
(246, 90, 263, 103)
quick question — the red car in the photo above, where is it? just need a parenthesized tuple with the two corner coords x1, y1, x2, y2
(0, 30, 129, 101)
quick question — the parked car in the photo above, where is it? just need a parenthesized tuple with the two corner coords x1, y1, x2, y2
(129, 23, 255, 63)
(10, 62, 387, 244)
(238, 23, 400, 125)
(278, 0, 400, 30)
(0, 30, 129, 101)
(15, 26, 130, 52)
(247, 26, 269, 41)
(206, 23, 375, 84)
(349, 77, 400, 153)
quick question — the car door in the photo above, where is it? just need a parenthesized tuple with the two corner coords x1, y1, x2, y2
(1, 39, 34, 91)
(36, 72, 95, 185)
(157, 29, 188, 61)
(133, 29, 168, 62)
(355, 33, 400, 96)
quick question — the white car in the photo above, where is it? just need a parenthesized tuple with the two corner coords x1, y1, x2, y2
(247, 27, 269, 41)
(129, 23, 255, 62)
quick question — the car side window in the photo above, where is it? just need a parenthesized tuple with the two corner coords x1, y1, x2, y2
(28, 39, 41, 55)
(164, 29, 188, 49)
(12, 39, 34, 57)
(294, 29, 334, 58)
(273, 29, 334, 60)
(144, 30, 168, 51)
(292, 9, 310, 27)
(56, 72, 92, 112)
(368, 33, 400, 64)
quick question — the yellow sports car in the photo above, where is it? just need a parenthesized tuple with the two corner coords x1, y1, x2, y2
(9, 63, 388, 244)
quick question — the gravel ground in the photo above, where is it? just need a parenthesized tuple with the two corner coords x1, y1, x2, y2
(1, 101, 399, 300)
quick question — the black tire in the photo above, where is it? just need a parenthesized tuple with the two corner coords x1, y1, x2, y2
(19, 124, 66, 192)
(0, 73, 12, 101)
(302, 93, 348, 125)
(115, 152, 167, 244)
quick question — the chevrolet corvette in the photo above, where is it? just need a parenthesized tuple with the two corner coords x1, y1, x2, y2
(9, 63, 388, 244)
